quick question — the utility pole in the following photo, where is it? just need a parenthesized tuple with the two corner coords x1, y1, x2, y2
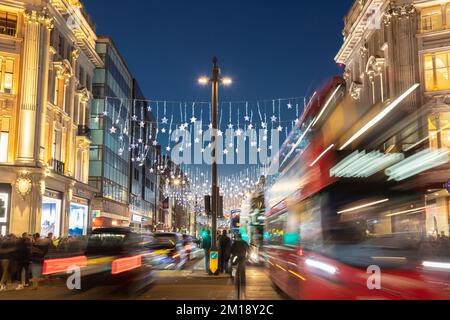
(198, 57, 232, 276)
(211, 56, 219, 252)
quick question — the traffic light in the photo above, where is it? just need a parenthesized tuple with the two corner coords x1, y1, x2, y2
(204, 195, 211, 215)
(218, 196, 223, 218)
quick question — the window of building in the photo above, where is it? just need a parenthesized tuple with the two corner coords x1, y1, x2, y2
(52, 129, 62, 161)
(0, 11, 17, 37)
(447, 5, 450, 30)
(0, 58, 14, 94)
(0, 132, 8, 163)
(421, 6, 443, 32)
(54, 77, 66, 107)
(428, 112, 450, 149)
(79, 67, 85, 86)
(424, 51, 450, 91)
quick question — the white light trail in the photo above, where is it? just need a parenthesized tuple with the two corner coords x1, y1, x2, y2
(340, 84, 420, 150)
(337, 199, 389, 214)
(310, 144, 335, 167)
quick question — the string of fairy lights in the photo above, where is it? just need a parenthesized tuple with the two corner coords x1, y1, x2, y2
(93, 95, 316, 219)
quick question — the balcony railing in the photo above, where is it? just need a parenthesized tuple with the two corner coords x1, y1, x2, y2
(77, 125, 91, 139)
(50, 159, 65, 176)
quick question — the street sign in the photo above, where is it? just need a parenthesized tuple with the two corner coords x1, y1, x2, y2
(210, 251, 219, 274)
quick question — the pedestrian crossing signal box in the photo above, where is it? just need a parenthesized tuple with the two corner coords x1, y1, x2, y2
(210, 251, 219, 274)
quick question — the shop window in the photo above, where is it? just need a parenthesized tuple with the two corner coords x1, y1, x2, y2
(41, 197, 62, 238)
(0, 192, 9, 236)
(0, 131, 8, 163)
(0, 11, 17, 37)
(421, 6, 443, 33)
(69, 203, 88, 236)
(424, 51, 450, 91)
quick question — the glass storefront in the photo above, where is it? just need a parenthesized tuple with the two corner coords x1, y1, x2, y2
(0, 190, 9, 236)
(41, 194, 62, 238)
(69, 202, 89, 236)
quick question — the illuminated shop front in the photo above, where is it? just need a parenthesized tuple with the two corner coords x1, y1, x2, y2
(91, 210, 130, 229)
(41, 190, 63, 238)
(0, 184, 10, 236)
(69, 199, 89, 236)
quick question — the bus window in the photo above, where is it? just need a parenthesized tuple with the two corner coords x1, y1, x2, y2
(266, 213, 287, 246)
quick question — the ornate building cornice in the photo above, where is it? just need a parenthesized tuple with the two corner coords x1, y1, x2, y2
(383, 2, 416, 26)
(24, 8, 54, 30)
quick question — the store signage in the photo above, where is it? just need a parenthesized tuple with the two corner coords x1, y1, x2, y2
(94, 211, 130, 221)
(132, 215, 143, 223)
(92, 210, 101, 218)
(44, 190, 63, 199)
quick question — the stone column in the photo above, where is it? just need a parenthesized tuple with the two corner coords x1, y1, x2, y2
(37, 15, 54, 165)
(66, 50, 79, 177)
(384, 3, 419, 110)
(17, 10, 44, 164)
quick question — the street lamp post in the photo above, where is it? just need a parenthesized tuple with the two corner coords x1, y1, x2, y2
(199, 57, 232, 275)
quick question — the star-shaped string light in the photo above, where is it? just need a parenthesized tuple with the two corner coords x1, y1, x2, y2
(228, 123, 233, 130)
(190, 116, 197, 123)
(271, 115, 277, 122)
(161, 117, 169, 124)
(109, 126, 117, 134)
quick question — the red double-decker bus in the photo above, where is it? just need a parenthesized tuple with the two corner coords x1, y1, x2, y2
(264, 77, 450, 300)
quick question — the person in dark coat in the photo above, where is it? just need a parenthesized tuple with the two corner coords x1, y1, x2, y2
(230, 233, 250, 285)
(218, 230, 231, 274)
(30, 233, 50, 290)
(0, 234, 17, 291)
(15, 233, 31, 290)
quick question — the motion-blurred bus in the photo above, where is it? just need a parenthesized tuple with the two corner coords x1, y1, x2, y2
(265, 77, 450, 300)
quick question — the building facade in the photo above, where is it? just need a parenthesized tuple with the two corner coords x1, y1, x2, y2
(89, 36, 133, 229)
(0, 0, 101, 237)
(335, 0, 450, 236)
(129, 79, 158, 230)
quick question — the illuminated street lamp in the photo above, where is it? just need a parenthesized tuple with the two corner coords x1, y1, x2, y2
(198, 57, 232, 274)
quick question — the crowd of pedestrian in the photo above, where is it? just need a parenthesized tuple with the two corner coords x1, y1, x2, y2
(0, 233, 86, 292)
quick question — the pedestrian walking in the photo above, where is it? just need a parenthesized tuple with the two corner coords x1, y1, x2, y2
(15, 233, 31, 290)
(30, 233, 50, 290)
(0, 234, 17, 291)
(218, 230, 231, 274)
(230, 233, 250, 286)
